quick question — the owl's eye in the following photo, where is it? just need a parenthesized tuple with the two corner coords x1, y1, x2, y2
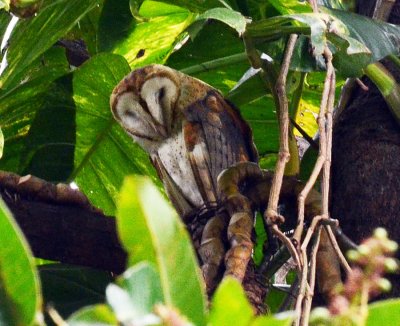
(157, 87, 165, 103)
(124, 110, 137, 119)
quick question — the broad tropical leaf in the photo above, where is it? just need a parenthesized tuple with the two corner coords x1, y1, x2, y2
(98, 0, 194, 68)
(0, 0, 100, 88)
(0, 199, 42, 325)
(116, 175, 207, 326)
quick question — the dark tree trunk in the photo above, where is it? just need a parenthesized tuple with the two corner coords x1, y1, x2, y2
(331, 0, 400, 297)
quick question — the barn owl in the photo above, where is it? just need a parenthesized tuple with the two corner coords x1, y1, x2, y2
(110, 64, 258, 290)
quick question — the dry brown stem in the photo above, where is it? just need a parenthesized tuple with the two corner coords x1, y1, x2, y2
(266, 34, 298, 226)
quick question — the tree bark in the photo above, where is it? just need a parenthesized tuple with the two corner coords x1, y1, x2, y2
(0, 171, 127, 274)
(331, 0, 400, 297)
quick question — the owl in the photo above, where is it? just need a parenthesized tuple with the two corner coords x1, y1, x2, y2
(110, 64, 258, 290)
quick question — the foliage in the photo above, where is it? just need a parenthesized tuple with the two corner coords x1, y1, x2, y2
(0, 0, 400, 325)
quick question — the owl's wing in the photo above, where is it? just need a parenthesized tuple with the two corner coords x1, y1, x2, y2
(183, 90, 258, 205)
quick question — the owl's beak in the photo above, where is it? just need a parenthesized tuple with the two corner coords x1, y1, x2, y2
(155, 124, 168, 138)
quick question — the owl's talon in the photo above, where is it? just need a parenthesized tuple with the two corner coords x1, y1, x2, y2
(199, 214, 228, 293)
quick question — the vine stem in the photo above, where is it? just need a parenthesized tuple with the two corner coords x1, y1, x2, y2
(265, 34, 298, 226)
(295, 2, 342, 323)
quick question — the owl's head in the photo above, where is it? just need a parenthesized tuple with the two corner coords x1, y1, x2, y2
(110, 64, 209, 152)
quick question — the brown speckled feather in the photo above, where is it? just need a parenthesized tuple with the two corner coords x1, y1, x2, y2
(183, 90, 258, 200)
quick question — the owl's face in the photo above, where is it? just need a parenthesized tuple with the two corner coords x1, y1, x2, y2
(110, 64, 209, 152)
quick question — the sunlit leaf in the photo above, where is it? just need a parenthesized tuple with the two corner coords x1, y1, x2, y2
(268, 0, 312, 14)
(208, 277, 254, 326)
(116, 175, 207, 326)
(106, 263, 163, 324)
(0, 0, 100, 88)
(0, 199, 41, 325)
(68, 304, 118, 326)
(367, 298, 400, 326)
(67, 2, 104, 56)
(98, 0, 194, 68)
(72, 53, 159, 215)
(247, 9, 400, 76)
(251, 311, 295, 326)
(0, 47, 71, 180)
(188, 7, 247, 39)
(131, 0, 223, 13)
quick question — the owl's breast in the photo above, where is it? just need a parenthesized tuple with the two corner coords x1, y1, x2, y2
(156, 131, 205, 210)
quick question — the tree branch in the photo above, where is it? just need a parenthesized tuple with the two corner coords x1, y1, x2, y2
(0, 171, 127, 274)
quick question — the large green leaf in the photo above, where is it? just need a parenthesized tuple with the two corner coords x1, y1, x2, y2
(168, 22, 248, 94)
(268, 0, 351, 14)
(68, 304, 118, 326)
(98, 0, 194, 68)
(0, 0, 100, 88)
(130, 0, 222, 14)
(247, 9, 400, 76)
(0, 47, 71, 179)
(0, 199, 42, 325)
(67, 1, 104, 56)
(268, 0, 312, 14)
(72, 53, 159, 215)
(367, 299, 400, 326)
(251, 312, 294, 326)
(116, 175, 207, 326)
(208, 277, 254, 326)
(188, 7, 247, 38)
(106, 263, 163, 324)
(0, 11, 11, 46)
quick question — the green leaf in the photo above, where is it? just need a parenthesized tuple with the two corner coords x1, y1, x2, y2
(247, 10, 400, 76)
(208, 277, 254, 326)
(168, 21, 248, 94)
(0, 198, 42, 325)
(106, 263, 163, 323)
(0, 0, 100, 88)
(67, 2, 104, 56)
(188, 7, 247, 39)
(268, 0, 312, 14)
(0, 0, 9, 10)
(116, 175, 207, 326)
(367, 299, 400, 326)
(98, 0, 194, 68)
(72, 53, 159, 215)
(250, 312, 295, 326)
(134, 0, 223, 13)
(240, 96, 279, 156)
(39, 264, 111, 319)
(323, 7, 400, 63)
(0, 47, 73, 181)
(68, 304, 118, 326)
(268, 0, 351, 14)
(0, 127, 3, 159)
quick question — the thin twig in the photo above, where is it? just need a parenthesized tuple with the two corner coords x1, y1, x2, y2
(296, 3, 339, 323)
(294, 250, 309, 326)
(294, 117, 326, 243)
(300, 215, 323, 251)
(301, 227, 322, 326)
(266, 34, 298, 224)
(321, 51, 335, 216)
(326, 226, 352, 274)
(271, 224, 302, 269)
